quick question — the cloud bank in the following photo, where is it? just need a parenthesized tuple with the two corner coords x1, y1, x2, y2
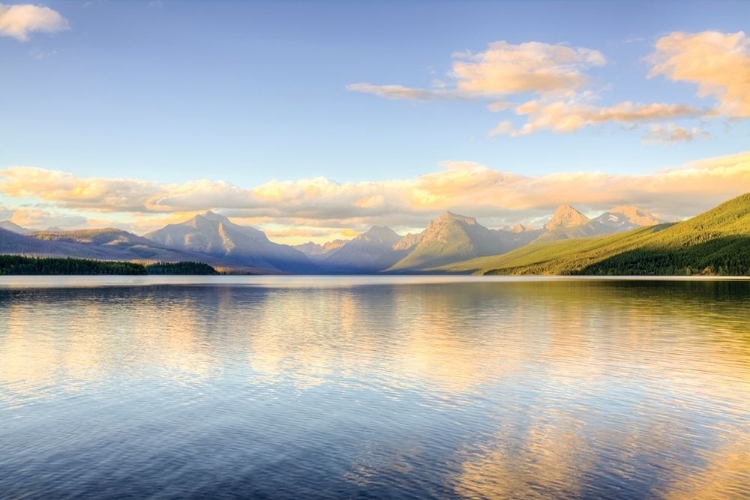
(2, 151, 750, 238)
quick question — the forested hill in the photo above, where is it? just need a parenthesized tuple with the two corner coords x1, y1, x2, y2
(0, 256, 218, 275)
(438, 193, 750, 276)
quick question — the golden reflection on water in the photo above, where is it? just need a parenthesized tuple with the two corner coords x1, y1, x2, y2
(0, 278, 748, 498)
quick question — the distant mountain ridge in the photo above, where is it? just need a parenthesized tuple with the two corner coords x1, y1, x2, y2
(320, 226, 406, 273)
(145, 211, 316, 273)
(0, 203, 680, 275)
(0, 221, 30, 234)
(534, 205, 662, 243)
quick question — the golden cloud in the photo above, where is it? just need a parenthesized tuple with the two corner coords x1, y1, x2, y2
(649, 31, 750, 118)
(0, 3, 68, 41)
(348, 40, 606, 101)
(492, 100, 709, 136)
(3, 151, 750, 232)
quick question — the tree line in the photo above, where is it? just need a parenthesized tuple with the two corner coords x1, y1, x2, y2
(0, 256, 218, 275)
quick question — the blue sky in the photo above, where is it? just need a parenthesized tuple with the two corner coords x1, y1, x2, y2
(1, 1, 750, 242)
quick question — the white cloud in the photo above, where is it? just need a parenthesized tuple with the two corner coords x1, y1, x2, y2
(649, 31, 750, 118)
(0, 3, 69, 41)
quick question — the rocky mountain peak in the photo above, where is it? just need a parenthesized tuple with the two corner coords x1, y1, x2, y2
(435, 211, 478, 226)
(201, 211, 231, 223)
(544, 205, 590, 231)
(608, 206, 661, 226)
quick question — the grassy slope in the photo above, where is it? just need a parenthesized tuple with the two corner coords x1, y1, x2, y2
(437, 193, 750, 276)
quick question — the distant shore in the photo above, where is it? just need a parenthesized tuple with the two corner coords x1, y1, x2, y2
(0, 256, 219, 276)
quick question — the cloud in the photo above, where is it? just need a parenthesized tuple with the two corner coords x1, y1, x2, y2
(345, 83, 462, 101)
(3, 152, 750, 231)
(0, 3, 69, 41)
(492, 100, 709, 136)
(451, 41, 605, 96)
(648, 31, 750, 118)
(641, 124, 708, 145)
(0, 167, 162, 211)
(350, 37, 713, 139)
(348, 40, 606, 101)
(0, 205, 88, 229)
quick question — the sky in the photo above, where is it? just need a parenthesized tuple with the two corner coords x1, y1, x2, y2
(1, 0, 750, 243)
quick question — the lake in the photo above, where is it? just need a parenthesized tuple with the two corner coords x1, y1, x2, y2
(1, 276, 748, 499)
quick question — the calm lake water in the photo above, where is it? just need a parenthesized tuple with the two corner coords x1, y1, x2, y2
(1, 276, 748, 499)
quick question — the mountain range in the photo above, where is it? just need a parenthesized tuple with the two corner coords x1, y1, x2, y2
(0, 201, 706, 274)
(438, 193, 750, 276)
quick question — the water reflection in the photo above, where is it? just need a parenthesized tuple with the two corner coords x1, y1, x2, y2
(0, 278, 748, 498)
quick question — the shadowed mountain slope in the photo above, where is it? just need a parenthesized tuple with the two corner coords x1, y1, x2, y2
(320, 226, 406, 273)
(0, 221, 30, 234)
(387, 212, 512, 272)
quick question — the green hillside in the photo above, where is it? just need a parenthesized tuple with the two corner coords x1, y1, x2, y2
(437, 193, 750, 276)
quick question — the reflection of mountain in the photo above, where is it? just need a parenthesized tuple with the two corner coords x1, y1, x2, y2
(145, 211, 316, 273)
(2, 279, 747, 498)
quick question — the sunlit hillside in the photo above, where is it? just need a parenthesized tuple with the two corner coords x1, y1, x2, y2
(438, 193, 750, 276)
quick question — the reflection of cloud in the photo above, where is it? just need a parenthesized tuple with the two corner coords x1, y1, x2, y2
(0, 3, 69, 41)
(455, 413, 591, 499)
(649, 31, 750, 118)
(662, 438, 750, 499)
(1, 280, 748, 499)
(3, 152, 750, 231)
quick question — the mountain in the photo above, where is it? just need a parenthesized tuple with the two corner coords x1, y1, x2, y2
(437, 193, 750, 276)
(392, 232, 423, 252)
(544, 205, 590, 231)
(293, 239, 347, 259)
(534, 204, 661, 243)
(387, 212, 512, 272)
(320, 226, 405, 273)
(609, 206, 662, 226)
(0, 221, 30, 234)
(24, 227, 242, 267)
(0, 227, 57, 254)
(145, 211, 316, 273)
(0, 226, 242, 270)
